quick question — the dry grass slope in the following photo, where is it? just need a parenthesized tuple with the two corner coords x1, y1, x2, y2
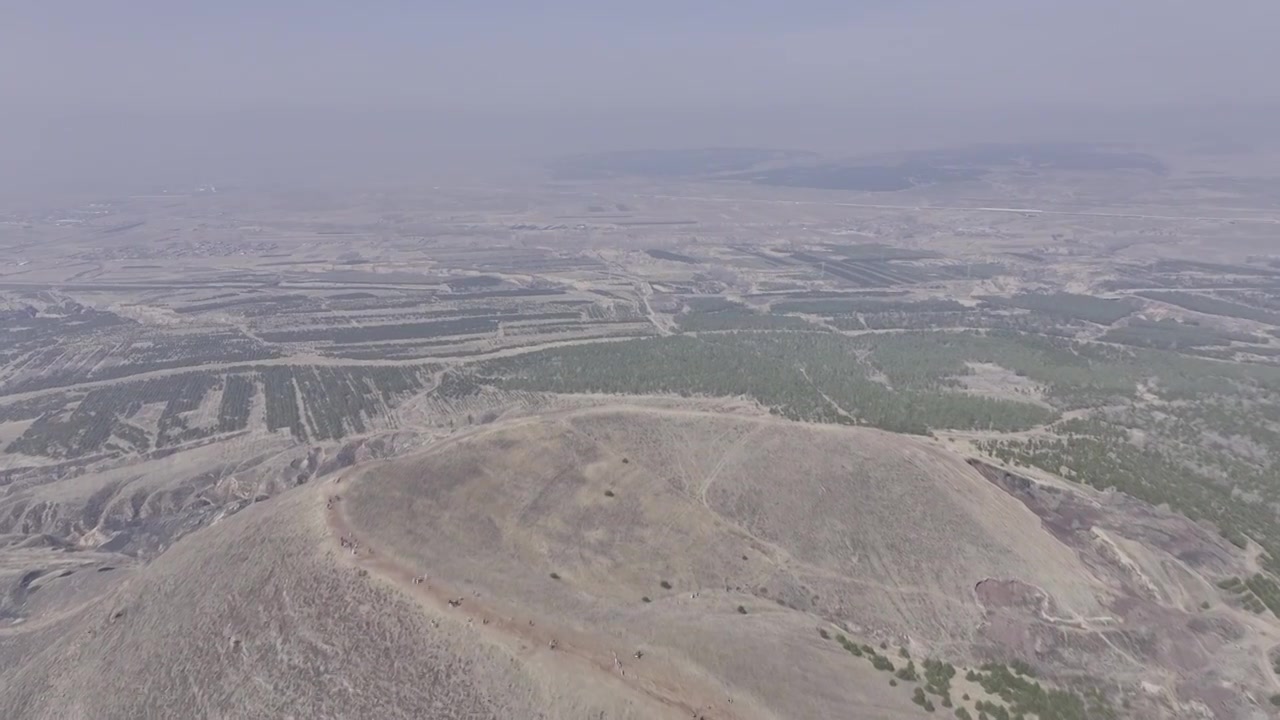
(342, 407, 1107, 717)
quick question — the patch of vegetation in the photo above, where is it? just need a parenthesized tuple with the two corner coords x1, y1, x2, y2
(660, 580, 672, 589)
(0, 327, 279, 396)
(1137, 291, 1280, 326)
(434, 370, 483, 400)
(980, 292, 1137, 325)
(216, 375, 255, 433)
(979, 418, 1280, 574)
(445, 275, 504, 291)
(771, 298, 966, 315)
(923, 658, 957, 698)
(871, 654, 896, 672)
(1101, 318, 1263, 350)
(969, 663, 1115, 720)
(7, 374, 224, 459)
(174, 294, 310, 315)
(1244, 574, 1280, 616)
(835, 634, 864, 657)
(258, 314, 578, 345)
(0, 393, 72, 423)
(675, 301, 812, 332)
(645, 249, 700, 264)
(822, 243, 940, 261)
(480, 332, 1057, 435)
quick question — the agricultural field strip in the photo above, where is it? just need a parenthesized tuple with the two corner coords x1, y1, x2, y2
(4, 365, 438, 457)
(1132, 290, 1280, 326)
(0, 332, 658, 405)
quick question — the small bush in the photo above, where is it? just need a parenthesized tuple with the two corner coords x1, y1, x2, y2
(1271, 694, 1280, 707)
(818, 628, 830, 640)
(604, 489, 615, 497)
(549, 572, 561, 580)
(871, 655, 895, 672)
(889, 679, 898, 687)
(737, 605, 748, 614)
(641, 596, 651, 603)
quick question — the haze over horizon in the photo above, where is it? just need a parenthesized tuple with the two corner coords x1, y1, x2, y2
(3, 0, 1279, 194)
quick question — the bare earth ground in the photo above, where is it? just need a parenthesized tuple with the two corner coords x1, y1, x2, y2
(0, 403, 1275, 719)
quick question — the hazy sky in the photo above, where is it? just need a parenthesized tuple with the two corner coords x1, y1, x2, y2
(2, 0, 1278, 193)
(6, 0, 1277, 111)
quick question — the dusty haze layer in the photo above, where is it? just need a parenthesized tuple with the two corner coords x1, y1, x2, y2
(4, 1, 1280, 195)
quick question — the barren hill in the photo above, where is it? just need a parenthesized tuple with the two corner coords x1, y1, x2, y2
(4, 406, 1270, 718)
